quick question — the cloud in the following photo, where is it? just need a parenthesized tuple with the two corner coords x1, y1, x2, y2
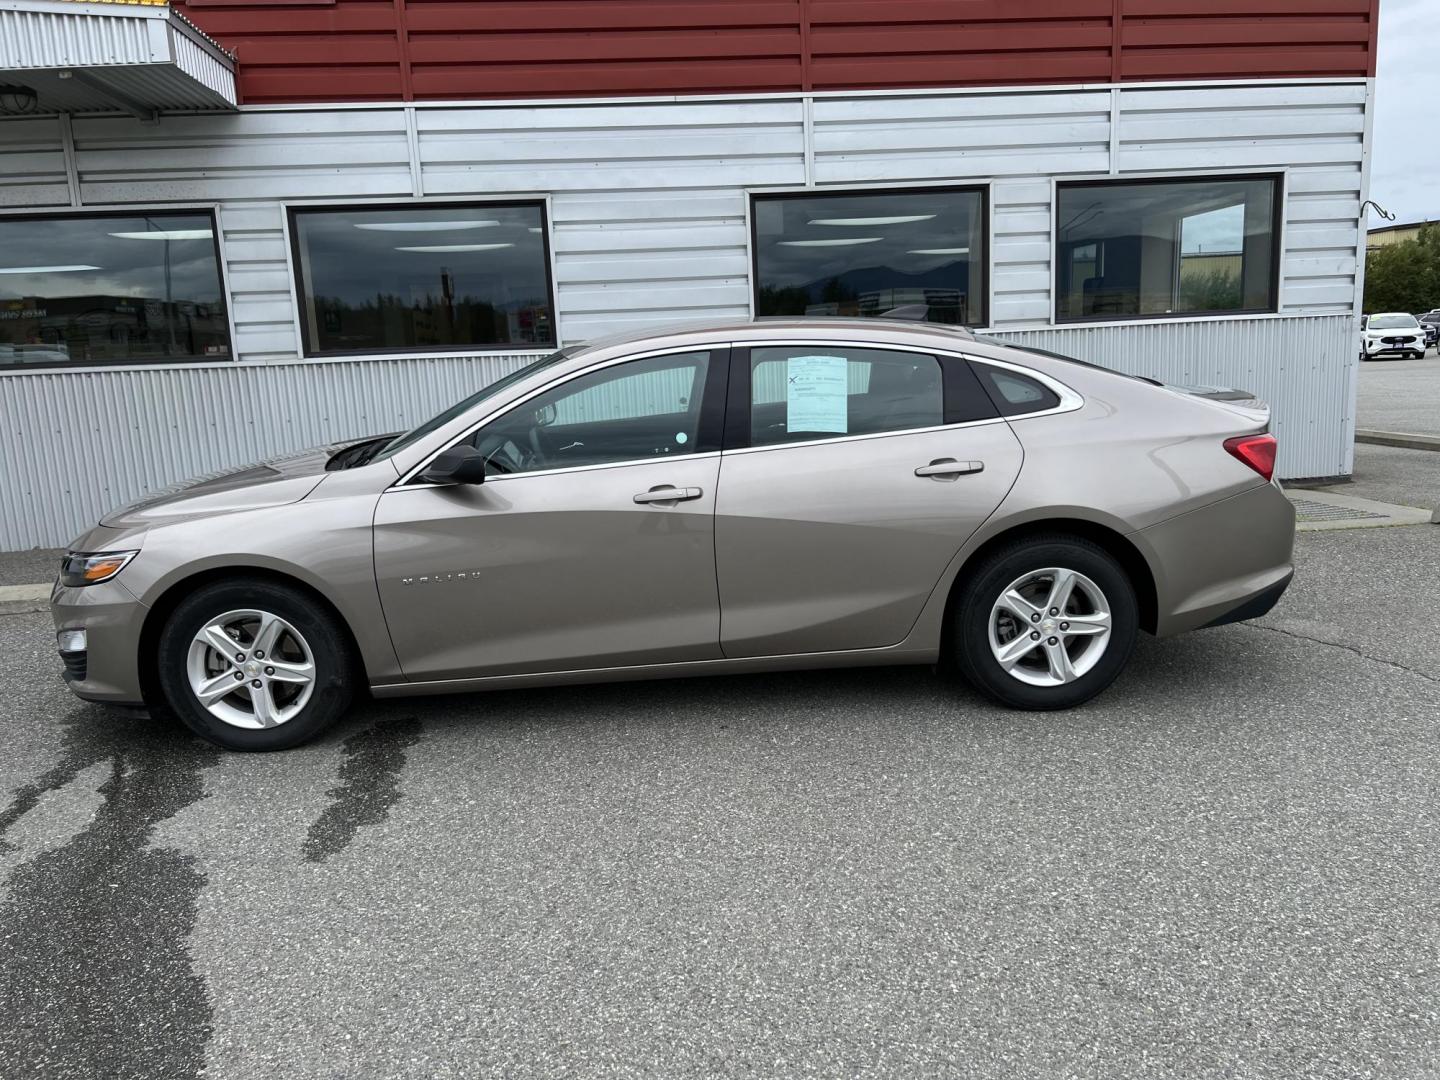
(1370, 0, 1440, 227)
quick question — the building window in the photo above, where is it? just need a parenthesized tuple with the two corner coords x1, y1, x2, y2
(290, 202, 555, 357)
(0, 211, 229, 369)
(1056, 175, 1281, 322)
(751, 188, 987, 327)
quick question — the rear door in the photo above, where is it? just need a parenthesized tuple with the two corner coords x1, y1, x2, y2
(715, 342, 1024, 658)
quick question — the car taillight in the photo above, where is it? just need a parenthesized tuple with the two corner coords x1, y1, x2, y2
(1224, 433, 1277, 481)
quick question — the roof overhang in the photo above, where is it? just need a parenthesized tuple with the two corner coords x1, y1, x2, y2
(0, 0, 237, 119)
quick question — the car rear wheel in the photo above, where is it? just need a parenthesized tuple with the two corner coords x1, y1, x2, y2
(157, 578, 355, 750)
(951, 535, 1138, 710)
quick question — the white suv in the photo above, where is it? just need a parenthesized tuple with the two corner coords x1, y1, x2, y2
(1362, 313, 1426, 360)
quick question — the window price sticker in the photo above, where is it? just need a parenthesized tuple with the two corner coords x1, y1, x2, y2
(786, 355, 848, 433)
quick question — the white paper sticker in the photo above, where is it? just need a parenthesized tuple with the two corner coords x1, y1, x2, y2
(786, 355, 849, 434)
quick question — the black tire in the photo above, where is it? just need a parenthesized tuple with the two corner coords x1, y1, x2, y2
(951, 534, 1139, 711)
(156, 578, 355, 750)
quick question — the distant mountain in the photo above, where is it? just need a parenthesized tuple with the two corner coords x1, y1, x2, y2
(791, 261, 969, 300)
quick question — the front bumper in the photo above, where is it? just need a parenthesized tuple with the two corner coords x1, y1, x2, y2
(1364, 337, 1424, 356)
(1135, 481, 1297, 637)
(51, 577, 149, 705)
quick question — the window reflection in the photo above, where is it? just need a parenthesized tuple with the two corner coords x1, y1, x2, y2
(291, 203, 555, 355)
(1056, 176, 1279, 321)
(752, 189, 986, 326)
(0, 212, 229, 368)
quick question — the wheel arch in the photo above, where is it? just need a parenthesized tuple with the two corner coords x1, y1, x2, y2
(137, 565, 370, 708)
(939, 517, 1159, 657)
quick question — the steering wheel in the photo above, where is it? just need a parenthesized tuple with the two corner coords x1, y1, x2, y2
(473, 432, 539, 475)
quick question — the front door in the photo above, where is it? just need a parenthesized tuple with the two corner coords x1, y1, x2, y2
(715, 344, 1024, 658)
(375, 349, 727, 681)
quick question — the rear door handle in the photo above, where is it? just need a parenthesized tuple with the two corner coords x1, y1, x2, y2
(915, 459, 984, 479)
(633, 486, 703, 504)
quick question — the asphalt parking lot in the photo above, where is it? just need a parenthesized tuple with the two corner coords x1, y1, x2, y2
(2, 457, 1438, 1079)
(1356, 346, 1440, 437)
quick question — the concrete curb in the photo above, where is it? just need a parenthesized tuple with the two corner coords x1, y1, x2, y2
(0, 583, 50, 603)
(1355, 429, 1440, 452)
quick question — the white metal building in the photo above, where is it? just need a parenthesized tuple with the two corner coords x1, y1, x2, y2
(0, 0, 1375, 549)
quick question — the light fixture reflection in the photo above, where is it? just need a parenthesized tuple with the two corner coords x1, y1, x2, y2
(355, 221, 499, 232)
(808, 215, 936, 226)
(907, 247, 970, 255)
(394, 243, 515, 253)
(108, 230, 213, 241)
(777, 237, 884, 248)
(0, 264, 100, 274)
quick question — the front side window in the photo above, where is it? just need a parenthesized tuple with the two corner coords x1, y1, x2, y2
(1056, 176, 1280, 321)
(748, 346, 943, 447)
(0, 211, 229, 368)
(752, 188, 986, 326)
(472, 351, 714, 476)
(291, 202, 554, 356)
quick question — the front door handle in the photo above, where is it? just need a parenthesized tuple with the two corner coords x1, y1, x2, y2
(915, 458, 984, 479)
(633, 485, 703, 505)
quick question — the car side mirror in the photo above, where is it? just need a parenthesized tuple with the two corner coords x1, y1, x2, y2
(418, 444, 488, 485)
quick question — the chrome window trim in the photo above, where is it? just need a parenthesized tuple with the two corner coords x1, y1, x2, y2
(722, 416, 1009, 457)
(391, 344, 725, 489)
(391, 336, 1084, 488)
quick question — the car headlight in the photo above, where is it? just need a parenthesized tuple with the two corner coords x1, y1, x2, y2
(59, 550, 138, 587)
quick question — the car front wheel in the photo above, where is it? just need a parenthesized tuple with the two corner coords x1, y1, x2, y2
(952, 535, 1139, 710)
(156, 578, 355, 750)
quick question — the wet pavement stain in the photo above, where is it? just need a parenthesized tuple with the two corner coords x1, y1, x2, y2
(0, 708, 221, 1079)
(302, 717, 424, 863)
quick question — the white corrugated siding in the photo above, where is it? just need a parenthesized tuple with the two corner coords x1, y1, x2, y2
(0, 80, 1369, 547)
(987, 315, 1357, 481)
(0, 117, 69, 208)
(0, 4, 162, 70)
(0, 353, 545, 550)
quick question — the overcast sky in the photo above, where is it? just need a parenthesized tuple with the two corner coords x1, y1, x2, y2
(1369, 0, 1440, 227)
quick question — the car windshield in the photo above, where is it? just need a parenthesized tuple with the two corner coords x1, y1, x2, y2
(371, 346, 578, 462)
(1368, 315, 1419, 329)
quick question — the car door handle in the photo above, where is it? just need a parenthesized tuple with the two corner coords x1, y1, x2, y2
(915, 459, 984, 479)
(633, 486, 703, 504)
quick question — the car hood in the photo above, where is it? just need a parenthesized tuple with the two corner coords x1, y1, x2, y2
(99, 441, 356, 529)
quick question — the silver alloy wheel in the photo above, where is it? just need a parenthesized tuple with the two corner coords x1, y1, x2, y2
(987, 567, 1112, 688)
(185, 608, 316, 729)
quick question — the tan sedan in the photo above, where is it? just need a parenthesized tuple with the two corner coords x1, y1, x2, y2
(52, 319, 1295, 750)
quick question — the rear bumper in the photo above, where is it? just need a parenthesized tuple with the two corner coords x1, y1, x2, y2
(1200, 570, 1293, 629)
(1135, 482, 1297, 637)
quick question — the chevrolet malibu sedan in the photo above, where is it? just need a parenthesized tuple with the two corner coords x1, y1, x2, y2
(52, 319, 1295, 750)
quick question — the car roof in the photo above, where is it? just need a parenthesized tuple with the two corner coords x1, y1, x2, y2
(568, 316, 979, 359)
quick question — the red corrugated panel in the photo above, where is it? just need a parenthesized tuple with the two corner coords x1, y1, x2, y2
(1120, 0, 1379, 79)
(173, 0, 1381, 106)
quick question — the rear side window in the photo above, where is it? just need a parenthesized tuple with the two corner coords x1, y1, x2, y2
(971, 362, 1061, 417)
(747, 347, 944, 447)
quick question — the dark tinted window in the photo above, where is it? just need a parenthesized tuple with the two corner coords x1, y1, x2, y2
(291, 203, 554, 356)
(748, 346, 943, 447)
(1056, 176, 1279, 321)
(972, 363, 1061, 417)
(0, 212, 229, 368)
(752, 188, 986, 326)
